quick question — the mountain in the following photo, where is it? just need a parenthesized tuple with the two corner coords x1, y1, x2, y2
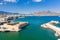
(32, 10, 60, 16)
(0, 11, 19, 15)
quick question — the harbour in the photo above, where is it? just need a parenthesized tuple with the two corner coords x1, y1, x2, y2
(0, 0, 60, 40)
(0, 16, 60, 40)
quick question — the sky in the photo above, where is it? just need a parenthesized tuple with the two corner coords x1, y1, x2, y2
(0, 0, 60, 14)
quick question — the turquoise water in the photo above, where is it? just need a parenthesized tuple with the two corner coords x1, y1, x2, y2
(0, 16, 60, 40)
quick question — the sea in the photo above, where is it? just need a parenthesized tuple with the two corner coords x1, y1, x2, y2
(0, 16, 60, 40)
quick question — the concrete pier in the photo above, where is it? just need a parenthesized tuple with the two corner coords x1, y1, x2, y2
(0, 22, 28, 32)
(0, 15, 27, 32)
(41, 21, 60, 37)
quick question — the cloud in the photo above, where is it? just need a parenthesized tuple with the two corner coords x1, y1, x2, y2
(0, 0, 18, 5)
(4, 0, 17, 2)
(0, 2, 3, 5)
(33, 0, 42, 2)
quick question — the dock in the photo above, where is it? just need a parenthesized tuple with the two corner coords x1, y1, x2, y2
(41, 21, 60, 37)
(0, 22, 28, 32)
(0, 15, 28, 32)
(0, 15, 24, 22)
